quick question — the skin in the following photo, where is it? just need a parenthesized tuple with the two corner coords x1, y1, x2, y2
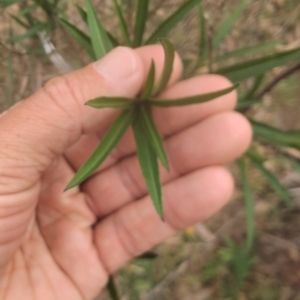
(0, 45, 252, 299)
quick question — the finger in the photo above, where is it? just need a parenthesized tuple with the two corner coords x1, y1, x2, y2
(154, 74, 237, 136)
(65, 74, 236, 171)
(0, 45, 182, 191)
(83, 111, 252, 217)
(94, 166, 234, 273)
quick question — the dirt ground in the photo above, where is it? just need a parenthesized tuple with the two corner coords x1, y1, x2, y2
(1, 0, 300, 299)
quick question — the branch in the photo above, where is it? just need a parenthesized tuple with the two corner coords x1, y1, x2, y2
(37, 31, 73, 74)
(255, 62, 300, 99)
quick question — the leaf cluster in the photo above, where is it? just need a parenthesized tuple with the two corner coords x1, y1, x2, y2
(65, 37, 236, 219)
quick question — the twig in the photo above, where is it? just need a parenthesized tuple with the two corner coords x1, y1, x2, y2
(141, 260, 189, 300)
(37, 31, 73, 74)
(141, 221, 231, 300)
(255, 62, 300, 99)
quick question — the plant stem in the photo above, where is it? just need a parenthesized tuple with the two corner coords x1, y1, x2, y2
(255, 62, 300, 98)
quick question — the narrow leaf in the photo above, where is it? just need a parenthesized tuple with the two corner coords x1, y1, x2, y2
(85, 0, 113, 60)
(65, 109, 134, 189)
(107, 31, 120, 48)
(238, 158, 255, 253)
(76, 4, 119, 47)
(59, 18, 95, 59)
(232, 247, 252, 284)
(140, 60, 155, 99)
(216, 42, 278, 62)
(85, 97, 133, 109)
(136, 251, 158, 260)
(248, 153, 292, 205)
(217, 47, 300, 82)
(283, 155, 300, 174)
(149, 84, 237, 107)
(1, 0, 24, 8)
(251, 119, 300, 150)
(112, 0, 131, 46)
(242, 74, 265, 100)
(133, 0, 148, 47)
(235, 99, 261, 110)
(140, 104, 169, 170)
(8, 23, 46, 42)
(10, 14, 29, 29)
(107, 276, 119, 300)
(152, 38, 175, 95)
(198, 2, 207, 65)
(19, 4, 38, 16)
(145, 0, 201, 45)
(132, 111, 163, 218)
(33, 0, 52, 15)
(213, 0, 247, 48)
(76, 4, 88, 23)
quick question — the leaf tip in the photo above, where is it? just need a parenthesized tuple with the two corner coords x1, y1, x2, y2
(63, 185, 72, 192)
(163, 161, 170, 172)
(64, 178, 78, 191)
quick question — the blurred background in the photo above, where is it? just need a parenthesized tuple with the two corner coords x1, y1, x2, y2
(1, 0, 300, 299)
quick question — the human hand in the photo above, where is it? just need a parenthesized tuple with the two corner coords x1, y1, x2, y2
(0, 46, 251, 299)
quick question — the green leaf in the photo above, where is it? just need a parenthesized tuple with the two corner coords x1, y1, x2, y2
(59, 18, 95, 59)
(19, 4, 38, 16)
(10, 14, 29, 29)
(217, 47, 300, 82)
(213, 0, 247, 48)
(107, 276, 119, 300)
(136, 251, 158, 260)
(145, 0, 201, 45)
(140, 60, 155, 99)
(33, 0, 52, 16)
(133, 0, 148, 47)
(216, 42, 278, 62)
(76, 4, 88, 23)
(85, 0, 113, 60)
(140, 104, 169, 170)
(198, 2, 207, 65)
(238, 158, 255, 253)
(8, 23, 46, 42)
(1, 0, 24, 8)
(235, 99, 261, 110)
(251, 119, 300, 150)
(149, 84, 237, 107)
(112, 0, 131, 46)
(283, 155, 300, 174)
(231, 247, 252, 284)
(76, 4, 119, 48)
(85, 97, 133, 109)
(248, 152, 292, 206)
(242, 74, 265, 100)
(132, 111, 163, 218)
(152, 38, 175, 95)
(65, 109, 135, 190)
(106, 31, 120, 48)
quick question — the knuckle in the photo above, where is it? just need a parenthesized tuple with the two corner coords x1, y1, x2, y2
(43, 75, 77, 105)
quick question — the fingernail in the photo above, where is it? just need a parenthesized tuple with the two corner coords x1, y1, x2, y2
(93, 47, 138, 81)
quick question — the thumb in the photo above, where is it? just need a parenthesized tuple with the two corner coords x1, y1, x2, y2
(0, 47, 146, 273)
(0, 46, 144, 194)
